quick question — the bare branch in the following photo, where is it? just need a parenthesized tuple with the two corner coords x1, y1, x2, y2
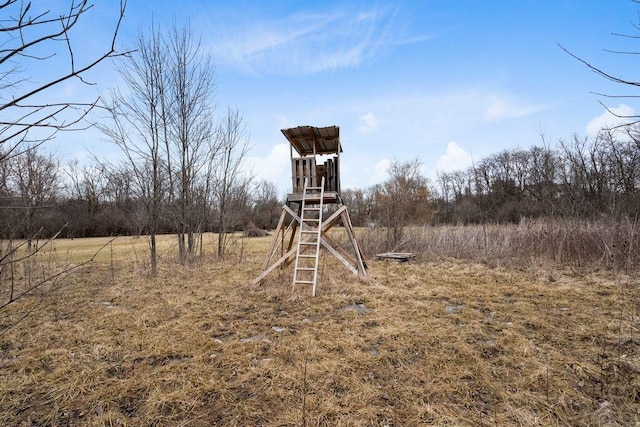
(610, 32, 640, 39)
(0, 1, 129, 151)
(559, 44, 640, 88)
(596, 100, 640, 128)
(602, 48, 640, 55)
(590, 92, 640, 99)
(0, 236, 114, 337)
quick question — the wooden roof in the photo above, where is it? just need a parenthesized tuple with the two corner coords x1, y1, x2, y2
(281, 125, 342, 156)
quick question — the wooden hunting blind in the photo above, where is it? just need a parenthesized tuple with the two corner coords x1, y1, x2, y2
(252, 125, 367, 295)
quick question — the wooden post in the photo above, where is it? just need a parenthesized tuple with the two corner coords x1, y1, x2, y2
(336, 141, 341, 194)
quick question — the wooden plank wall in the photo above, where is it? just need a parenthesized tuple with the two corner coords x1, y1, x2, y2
(316, 164, 326, 187)
(291, 157, 317, 193)
(291, 156, 340, 194)
(325, 157, 339, 192)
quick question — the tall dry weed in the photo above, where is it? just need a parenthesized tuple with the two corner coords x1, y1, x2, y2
(357, 217, 640, 273)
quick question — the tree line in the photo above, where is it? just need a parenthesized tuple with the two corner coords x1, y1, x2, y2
(340, 126, 640, 239)
(0, 144, 281, 243)
(432, 127, 640, 224)
(4, 124, 640, 251)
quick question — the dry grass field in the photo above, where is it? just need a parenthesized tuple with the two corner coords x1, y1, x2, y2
(1, 230, 639, 426)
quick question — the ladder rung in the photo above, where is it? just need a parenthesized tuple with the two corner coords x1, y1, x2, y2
(292, 177, 324, 295)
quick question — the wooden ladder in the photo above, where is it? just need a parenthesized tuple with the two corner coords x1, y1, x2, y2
(292, 177, 325, 296)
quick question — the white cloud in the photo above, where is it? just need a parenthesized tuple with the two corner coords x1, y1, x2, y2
(246, 143, 291, 195)
(340, 90, 549, 142)
(585, 104, 636, 137)
(357, 112, 381, 134)
(207, 5, 428, 75)
(436, 142, 473, 172)
(483, 95, 546, 121)
(370, 158, 390, 184)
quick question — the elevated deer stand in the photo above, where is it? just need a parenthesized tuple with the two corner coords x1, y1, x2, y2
(252, 125, 367, 296)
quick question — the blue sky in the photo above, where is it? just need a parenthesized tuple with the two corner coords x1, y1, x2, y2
(50, 1, 640, 195)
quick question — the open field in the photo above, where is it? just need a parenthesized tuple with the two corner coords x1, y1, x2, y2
(1, 232, 639, 426)
(19, 232, 267, 265)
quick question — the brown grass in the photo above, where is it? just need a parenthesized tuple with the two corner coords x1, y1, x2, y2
(0, 230, 639, 425)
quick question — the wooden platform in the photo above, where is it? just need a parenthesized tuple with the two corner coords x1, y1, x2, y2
(286, 191, 340, 205)
(376, 252, 415, 262)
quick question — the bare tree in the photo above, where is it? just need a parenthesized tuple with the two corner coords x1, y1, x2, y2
(101, 21, 221, 270)
(64, 160, 135, 237)
(340, 188, 369, 227)
(0, 0, 127, 158)
(165, 23, 217, 262)
(371, 159, 430, 245)
(8, 146, 61, 246)
(99, 23, 170, 274)
(250, 180, 282, 230)
(214, 107, 251, 258)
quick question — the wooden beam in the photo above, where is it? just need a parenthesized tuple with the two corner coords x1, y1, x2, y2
(336, 142, 341, 193)
(320, 232, 358, 269)
(319, 205, 347, 232)
(284, 204, 301, 257)
(254, 201, 366, 285)
(290, 158, 296, 194)
(252, 247, 297, 286)
(264, 208, 288, 269)
(320, 238, 358, 275)
(340, 209, 367, 274)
